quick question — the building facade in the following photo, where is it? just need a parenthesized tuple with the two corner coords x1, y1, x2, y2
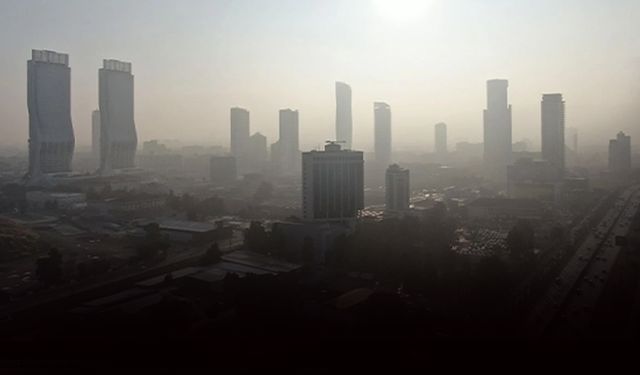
(483, 79, 512, 180)
(302, 142, 364, 221)
(27, 50, 75, 181)
(230, 107, 250, 163)
(385, 164, 410, 213)
(336, 82, 353, 150)
(99, 59, 137, 173)
(541, 94, 565, 179)
(271, 109, 300, 176)
(91, 110, 101, 159)
(434, 122, 447, 161)
(609, 131, 632, 174)
(374, 102, 392, 167)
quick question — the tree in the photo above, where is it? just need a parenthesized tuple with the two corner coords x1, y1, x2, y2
(36, 248, 63, 284)
(201, 242, 222, 265)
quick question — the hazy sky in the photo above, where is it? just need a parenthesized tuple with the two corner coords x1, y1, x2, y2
(1, 0, 638, 152)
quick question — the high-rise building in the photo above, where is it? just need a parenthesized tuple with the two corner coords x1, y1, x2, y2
(434, 122, 447, 160)
(27, 49, 75, 181)
(302, 142, 364, 221)
(247, 132, 268, 172)
(385, 164, 410, 213)
(271, 109, 300, 176)
(483, 79, 512, 179)
(230, 107, 250, 159)
(336, 82, 353, 150)
(99, 59, 136, 173)
(374, 102, 391, 167)
(210, 156, 237, 184)
(91, 110, 100, 159)
(541, 94, 565, 178)
(609, 131, 632, 174)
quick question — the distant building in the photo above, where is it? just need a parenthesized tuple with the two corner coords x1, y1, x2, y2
(27, 49, 75, 182)
(541, 94, 565, 179)
(209, 156, 237, 184)
(230, 107, 250, 171)
(302, 142, 364, 221)
(157, 220, 218, 244)
(99, 59, 137, 173)
(271, 109, 300, 176)
(92, 110, 100, 159)
(507, 158, 562, 201)
(483, 79, 512, 181)
(385, 164, 410, 213)
(434, 123, 447, 160)
(26, 191, 86, 211)
(609, 131, 631, 174)
(374, 102, 392, 167)
(336, 82, 353, 149)
(467, 197, 545, 220)
(248, 132, 268, 172)
(567, 127, 578, 153)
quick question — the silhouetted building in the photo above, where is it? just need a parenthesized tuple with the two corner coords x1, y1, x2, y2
(336, 82, 353, 149)
(374, 102, 392, 167)
(541, 94, 565, 179)
(248, 132, 268, 172)
(230, 107, 250, 167)
(302, 142, 364, 221)
(209, 156, 237, 184)
(27, 50, 75, 181)
(483, 79, 512, 180)
(609, 131, 631, 174)
(434, 122, 447, 161)
(467, 197, 545, 220)
(385, 164, 410, 213)
(271, 109, 300, 176)
(507, 158, 561, 201)
(91, 110, 100, 159)
(99, 59, 136, 173)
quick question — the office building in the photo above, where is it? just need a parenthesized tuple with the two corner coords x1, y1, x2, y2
(541, 94, 565, 178)
(336, 82, 353, 149)
(374, 102, 392, 167)
(99, 59, 137, 173)
(609, 131, 632, 174)
(434, 122, 447, 160)
(230, 107, 250, 159)
(27, 49, 75, 181)
(302, 142, 364, 221)
(91, 110, 100, 159)
(483, 79, 512, 179)
(271, 109, 300, 176)
(210, 156, 237, 184)
(385, 164, 410, 213)
(248, 132, 268, 172)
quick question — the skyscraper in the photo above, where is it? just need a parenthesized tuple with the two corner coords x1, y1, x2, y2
(99, 59, 136, 173)
(385, 164, 410, 213)
(483, 79, 512, 180)
(336, 82, 353, 150)
(271, 109, 300, 176)
(27, 49, 75, 181)
(609, 131, 631, 174)
(434, 122, 447, 160)
(541, 94, 565, 178)
(247, 132, 268, 173)
(374, 102, 391, 167)
(230, 107, 250, 160)
(91, 110, 100, 159)
(302, 142, 364, 221)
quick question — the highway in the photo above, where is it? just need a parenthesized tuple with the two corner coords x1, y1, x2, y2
(526, 185, 640, 338)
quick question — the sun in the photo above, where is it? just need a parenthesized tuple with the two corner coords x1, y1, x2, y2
(373, 0, 434, 24)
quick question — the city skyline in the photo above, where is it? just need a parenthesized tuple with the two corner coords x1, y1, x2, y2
(1, 1, 639, 152)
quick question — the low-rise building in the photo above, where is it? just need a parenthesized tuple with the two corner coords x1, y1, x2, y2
(466, 197, 546, 220)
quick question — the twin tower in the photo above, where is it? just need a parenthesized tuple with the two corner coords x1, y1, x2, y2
(27, 49, 136, 184)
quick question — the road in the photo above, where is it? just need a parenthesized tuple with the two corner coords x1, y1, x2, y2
(526, 184, 640, 338)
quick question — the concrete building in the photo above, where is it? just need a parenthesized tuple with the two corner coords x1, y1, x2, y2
(507, 158, 561, 201)
(466, 198, 545, 221)
(609, 131, 632, 174)
(99, 59, 137, 173)
(230, 107, 250, 171)
(209, 156, 237, 184)
(483, 79, 512, 181)
(271, 109, 300, 176)
(302, 142, 364, 221)
(374, 102, 392, 167)
(248, 132, 268, 172)
(385, 164, 410, 213)
(27, 49, 75, 182)
(336, 82, 353, 150)
(434, 122, 447, 161)
(541, 94, 565, 179)
(91, 110, 100, 159)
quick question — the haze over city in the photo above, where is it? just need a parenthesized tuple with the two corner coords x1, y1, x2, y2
(1, 0, 639, 151)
